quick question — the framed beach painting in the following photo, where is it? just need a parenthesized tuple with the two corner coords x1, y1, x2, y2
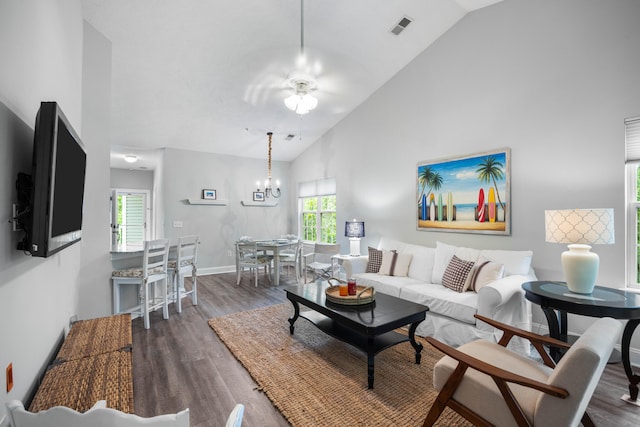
(416, 148, 511, 235)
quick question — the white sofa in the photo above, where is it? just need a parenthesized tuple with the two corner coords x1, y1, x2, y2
(346, 238, 536, 354)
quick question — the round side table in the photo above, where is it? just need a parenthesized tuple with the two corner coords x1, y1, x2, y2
(522, 281, 640, 404)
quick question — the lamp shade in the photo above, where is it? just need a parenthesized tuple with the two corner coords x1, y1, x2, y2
(545, 209, 615, 244)
(345, 220, 365, 238)
(545, 208, 614, 294)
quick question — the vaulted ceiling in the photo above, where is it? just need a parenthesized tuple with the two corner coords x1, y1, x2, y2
(81, 0, 503, 169)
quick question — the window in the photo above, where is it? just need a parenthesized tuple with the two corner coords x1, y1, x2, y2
(625, 116, 640, 288)
(298, 178, 337, 244)
(110, 189, 150, 245)
(301, 195, 337, 243)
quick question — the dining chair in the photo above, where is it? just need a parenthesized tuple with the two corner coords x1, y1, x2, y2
(279, 240, 304, 282)
(111, 239, 171, 329)
(167, 235, 198, 313)
(422, 314, 621, 427)
(236, 242, 273, 287)
(303, 243, 340, 282)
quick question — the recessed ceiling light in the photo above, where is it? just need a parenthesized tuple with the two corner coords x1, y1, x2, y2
(124, 154, 137, 163)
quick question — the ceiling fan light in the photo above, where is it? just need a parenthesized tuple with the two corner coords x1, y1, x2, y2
(296, 102, 310, 115)
(302, 94, 318, 111)
(284, 94, 299, 111)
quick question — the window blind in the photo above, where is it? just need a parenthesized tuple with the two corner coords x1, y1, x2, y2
(298, 177, 336, 197)
(625, 116, 640, 162)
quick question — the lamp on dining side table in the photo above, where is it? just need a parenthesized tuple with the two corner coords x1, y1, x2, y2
(345, 219, 365, 257)
(545, 208, 615, 294)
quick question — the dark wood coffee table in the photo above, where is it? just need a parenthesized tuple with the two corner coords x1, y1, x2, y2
(284, 282, 429, 389)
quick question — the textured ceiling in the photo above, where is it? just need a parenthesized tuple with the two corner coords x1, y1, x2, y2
(81, 0, 503, 169)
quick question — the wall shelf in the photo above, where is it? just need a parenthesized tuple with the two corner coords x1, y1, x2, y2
(241, 200, 278, 207)
(187, 198, 228, 206)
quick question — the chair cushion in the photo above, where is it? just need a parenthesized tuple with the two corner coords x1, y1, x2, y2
(433, 340, 552, 426)
(167, 260, 193, 269)
(112, 267, 164, 278)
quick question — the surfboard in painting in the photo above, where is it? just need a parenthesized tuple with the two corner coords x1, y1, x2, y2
(429, 194, 436, 221)
(437, 194, 443, 221)
(421, 194, 427, 220)
(447, 192, 453, 222)
(488, 187, 496, 223)
(477, 188, 485, 222)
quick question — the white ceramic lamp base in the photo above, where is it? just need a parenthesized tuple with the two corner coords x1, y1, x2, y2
(349, 238, 361, 257)
(561, 244, 599, 294)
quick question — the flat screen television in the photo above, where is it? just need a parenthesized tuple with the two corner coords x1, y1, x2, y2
(17, 102, 87, 257)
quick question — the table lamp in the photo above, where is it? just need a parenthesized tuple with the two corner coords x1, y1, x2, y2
(345, 219, 365, 256)
(544, 208, 614, 294)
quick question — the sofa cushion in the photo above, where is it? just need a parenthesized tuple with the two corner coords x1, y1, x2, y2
(403, 244, 435, 283)
(432, 241, 480, 285)
(378, 250, 412, 277)
(479, 249, 533, 276)
(442, 255, 475, 293)
(353, 273, 423, 298)
(366, 247, 383, 273)
(399, 283, 479, 324)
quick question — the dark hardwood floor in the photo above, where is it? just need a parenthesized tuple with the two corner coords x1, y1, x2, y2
(132, 272, 640, 426)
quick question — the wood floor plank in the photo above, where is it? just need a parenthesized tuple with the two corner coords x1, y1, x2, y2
(132, 272, 640, 426)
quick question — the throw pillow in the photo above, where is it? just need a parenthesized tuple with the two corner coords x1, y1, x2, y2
(366, 247, 383, 273)
(378, 250, 413, 277)
(468, 260, 505, 292)
(442, 255, 475, 293)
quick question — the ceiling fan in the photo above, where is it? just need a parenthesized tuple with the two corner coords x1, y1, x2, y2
(283, 0, 319, 115)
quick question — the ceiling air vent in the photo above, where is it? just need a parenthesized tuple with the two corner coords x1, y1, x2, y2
(390, 16, 412, 36)
(285, 134, 295, 141)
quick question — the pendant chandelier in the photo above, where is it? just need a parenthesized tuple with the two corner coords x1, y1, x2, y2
(256, 132, 281, 198)
(284, 0, 318, 115)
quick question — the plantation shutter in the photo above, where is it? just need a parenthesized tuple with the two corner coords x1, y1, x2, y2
(122, 194, 145, 244)
(625, 116, 640, 162)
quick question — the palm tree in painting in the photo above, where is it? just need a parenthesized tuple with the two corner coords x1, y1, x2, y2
(417, 166, 444, 204)
(476, 155, 505, 217)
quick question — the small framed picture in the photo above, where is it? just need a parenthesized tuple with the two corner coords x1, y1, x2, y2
(202, 189, 217, 200)
(253, 191, 265, 202)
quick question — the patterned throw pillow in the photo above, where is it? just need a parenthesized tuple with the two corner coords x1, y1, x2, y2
(366, 247, 383, 273)
(442, 255, 475, 293)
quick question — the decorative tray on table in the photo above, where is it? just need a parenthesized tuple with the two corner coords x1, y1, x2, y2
(325, 278, 375, 306)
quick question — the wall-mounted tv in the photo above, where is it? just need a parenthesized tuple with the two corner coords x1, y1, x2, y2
(16, 102, 87, 257)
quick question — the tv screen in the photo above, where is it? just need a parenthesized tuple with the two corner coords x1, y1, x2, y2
(21, 102, 87, 257)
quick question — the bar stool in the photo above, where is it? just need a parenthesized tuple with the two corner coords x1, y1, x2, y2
(167, 235, 198, 313)
(111, 239, 170, 329)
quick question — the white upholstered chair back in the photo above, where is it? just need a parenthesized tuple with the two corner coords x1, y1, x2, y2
(534, 317, 621, 426)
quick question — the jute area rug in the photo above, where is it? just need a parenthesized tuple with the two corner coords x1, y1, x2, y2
(208, 303, 471, 427)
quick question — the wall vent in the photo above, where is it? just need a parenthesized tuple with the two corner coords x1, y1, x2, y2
(390, 16, 412, 36)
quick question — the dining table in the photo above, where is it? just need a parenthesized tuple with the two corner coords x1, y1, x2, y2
(236, 239, 299, 286)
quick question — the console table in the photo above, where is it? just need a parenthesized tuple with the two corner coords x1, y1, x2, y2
(522, 281, 640, 405)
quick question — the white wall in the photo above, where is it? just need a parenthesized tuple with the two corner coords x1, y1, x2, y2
(110, 168, 154, 190)
(161, 148, 293, 272)
(0, 1, 112, 420)
(292, 0, 640, 353)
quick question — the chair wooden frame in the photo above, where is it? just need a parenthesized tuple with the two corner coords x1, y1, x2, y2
(236, 242, 272, 287)
(423, 314, 597, 427)
(168, 235, 198, 313)
(279, 240, 304, 282)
